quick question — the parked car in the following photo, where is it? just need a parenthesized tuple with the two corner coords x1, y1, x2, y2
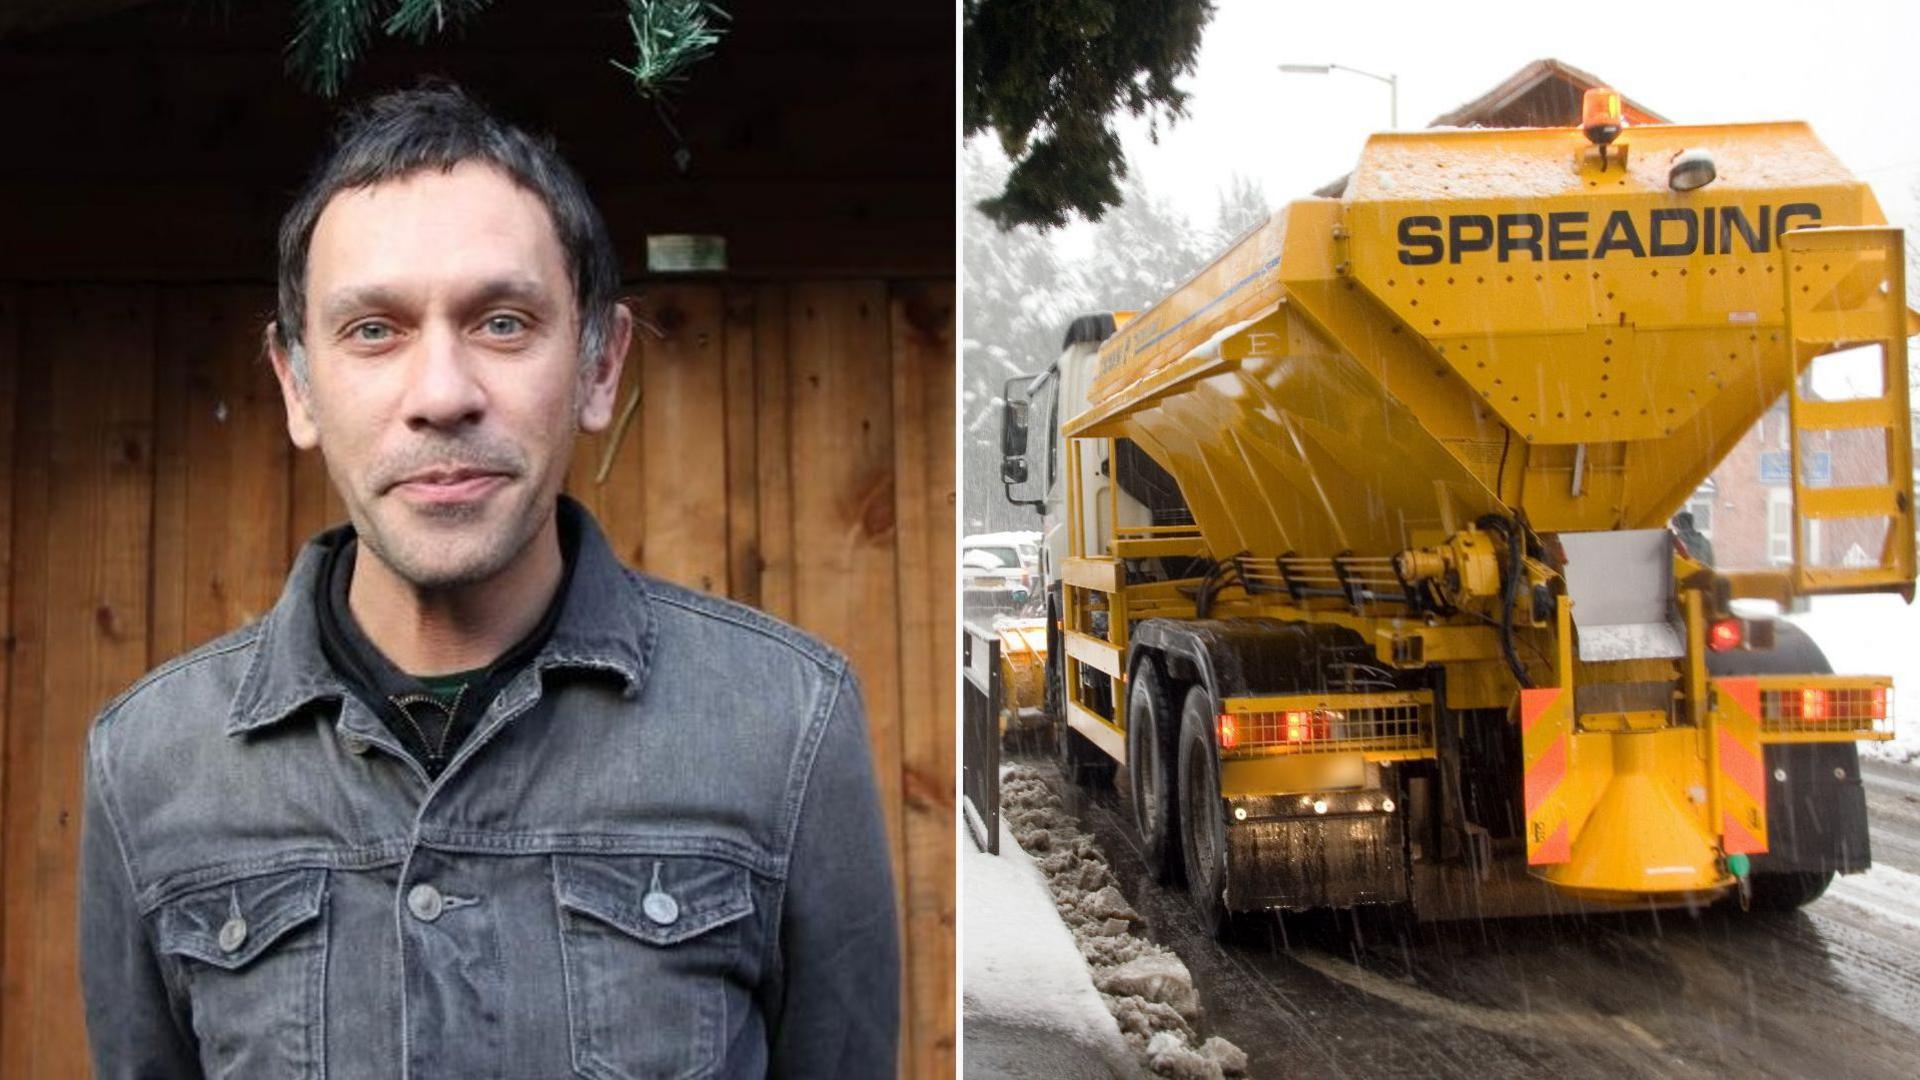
(962, 531, 1041, 611)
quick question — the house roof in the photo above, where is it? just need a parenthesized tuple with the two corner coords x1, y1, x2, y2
(1314, 57, 1668, 197)
(1427, 57, 1667, 129)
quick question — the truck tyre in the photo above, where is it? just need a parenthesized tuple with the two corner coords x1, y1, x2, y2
(1176, 684, 1232, 938)
(1746, 869, 1834, 910)
(1128, 662, 1183, 882)
(1706, 621, 1846, 912)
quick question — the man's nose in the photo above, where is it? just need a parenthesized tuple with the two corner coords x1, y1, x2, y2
(401, 322, 487, 430)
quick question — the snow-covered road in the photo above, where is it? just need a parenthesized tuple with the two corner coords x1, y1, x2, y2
(1034, 752, 1920, 1079)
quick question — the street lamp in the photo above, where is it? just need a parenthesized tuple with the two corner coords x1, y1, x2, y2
(1279, 63, 1398, 129)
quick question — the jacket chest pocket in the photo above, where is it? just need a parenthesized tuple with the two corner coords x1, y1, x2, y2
(553, 854, 757, 1080)
(155, 867, 329, 1079)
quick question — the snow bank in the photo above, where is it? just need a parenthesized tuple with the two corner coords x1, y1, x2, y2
(962, 819, 1132, 1051)
(1000, 765, 1248, 1078)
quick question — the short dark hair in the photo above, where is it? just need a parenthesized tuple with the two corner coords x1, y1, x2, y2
(274, 81, 620, 380)
(1673, 511, 1695, 529)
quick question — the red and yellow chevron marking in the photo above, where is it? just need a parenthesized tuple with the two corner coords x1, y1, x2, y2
(1711, 678, 1769, 856)
(1522, 687, 1574, 865)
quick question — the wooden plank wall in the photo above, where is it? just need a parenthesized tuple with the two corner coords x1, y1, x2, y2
(0, 280, 955, 1077)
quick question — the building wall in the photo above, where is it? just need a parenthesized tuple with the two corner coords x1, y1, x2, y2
(1701, 404, 1898, 572)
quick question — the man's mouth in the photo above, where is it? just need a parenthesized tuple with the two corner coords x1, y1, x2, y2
(390, 467, 513, 503)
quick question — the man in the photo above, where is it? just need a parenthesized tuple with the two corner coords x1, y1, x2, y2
(1672, 510, 1715, 567)
(78, 83, 898, 1077)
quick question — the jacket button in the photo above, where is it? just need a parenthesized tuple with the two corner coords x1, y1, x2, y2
(643, 890, 680, 926)
(342, 734, 371, 756)
(407, 883, 444, 922)
(218, 917, 248, 954)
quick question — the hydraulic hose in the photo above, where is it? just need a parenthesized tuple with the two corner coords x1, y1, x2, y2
(1475, 515, 1534, 690)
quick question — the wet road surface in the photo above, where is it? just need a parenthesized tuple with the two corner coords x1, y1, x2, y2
(1024, 753, 1920, 1079)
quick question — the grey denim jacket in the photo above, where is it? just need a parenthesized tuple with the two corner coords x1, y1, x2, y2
(78, 499, 900, 1078)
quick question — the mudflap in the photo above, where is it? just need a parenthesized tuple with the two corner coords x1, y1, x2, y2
(1751, 742, 1871, 876)
(1223, 790, 1408, 911)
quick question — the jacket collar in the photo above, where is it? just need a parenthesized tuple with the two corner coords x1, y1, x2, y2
(227, 495, 651, 736)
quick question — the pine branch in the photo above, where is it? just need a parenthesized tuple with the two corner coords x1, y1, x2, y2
(611, 0, 730, 101)
(284, 0, 732, 105)
(288, 0, 387, 98)
(383, 0, 497, 44)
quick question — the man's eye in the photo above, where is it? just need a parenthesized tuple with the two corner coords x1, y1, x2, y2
(484, 314, 527, 336)
(351, 322, 393, 343)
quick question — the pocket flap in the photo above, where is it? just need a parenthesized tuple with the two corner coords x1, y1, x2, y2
(554, 854, 754, 946)
(156, 868, 327, 970)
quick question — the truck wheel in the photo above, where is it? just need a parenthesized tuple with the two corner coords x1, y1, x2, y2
(1746, 869, 1834, 911)
(1706, 622, 1845, 912)
(1128, 663, 1182, 882)
(1177, 684, 1232, 938)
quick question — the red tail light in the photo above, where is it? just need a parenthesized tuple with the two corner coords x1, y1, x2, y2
(1800, 688, 1829, 723)
(1217, 714, 1238, 749)
(1708, 618, 1743, 652)
(1870, 686, 1889, 721)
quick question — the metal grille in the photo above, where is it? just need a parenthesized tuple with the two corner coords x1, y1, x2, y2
(1237, 554, 1414, 608)
(1758, 684, 1893, 740)
(1223, 699, 1432, 757)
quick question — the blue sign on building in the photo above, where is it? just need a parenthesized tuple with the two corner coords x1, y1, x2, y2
(1760, 450, 1831, 485)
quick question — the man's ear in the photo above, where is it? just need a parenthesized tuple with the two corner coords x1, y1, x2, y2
(576, 302, 633, 434)
(265, 322, 321, 450)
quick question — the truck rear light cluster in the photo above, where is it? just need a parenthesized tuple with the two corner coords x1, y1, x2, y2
(1219, 702, 1430, 756)
(1220, 709, 1337, 748)
(1757, 682, 1893, 737)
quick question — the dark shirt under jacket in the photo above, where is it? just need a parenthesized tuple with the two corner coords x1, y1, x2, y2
(314, 512, 579, 779)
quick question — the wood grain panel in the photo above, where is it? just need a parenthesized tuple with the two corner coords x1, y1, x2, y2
(786, 282, 907, 985)
(639, 286, 730, 595)
(0, 288, 17, 1063)
(753, 285, 796, 623)
(888, 282, 957, 1077)
(723, 288, 760, 608)
(153, 287, 288, 659)
(0, 288, 54, 1080)
(2, 287, 155, 1078)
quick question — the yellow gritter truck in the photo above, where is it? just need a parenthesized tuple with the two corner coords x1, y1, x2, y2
(999, 92, 1916, 929)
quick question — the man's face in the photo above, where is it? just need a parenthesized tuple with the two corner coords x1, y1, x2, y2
(270, 162, 625, 589)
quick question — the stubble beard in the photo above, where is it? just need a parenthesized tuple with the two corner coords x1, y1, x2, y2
(325, 431, 549, 593)
(354, 485, 548, 591)
(308, 365, 588, 592)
